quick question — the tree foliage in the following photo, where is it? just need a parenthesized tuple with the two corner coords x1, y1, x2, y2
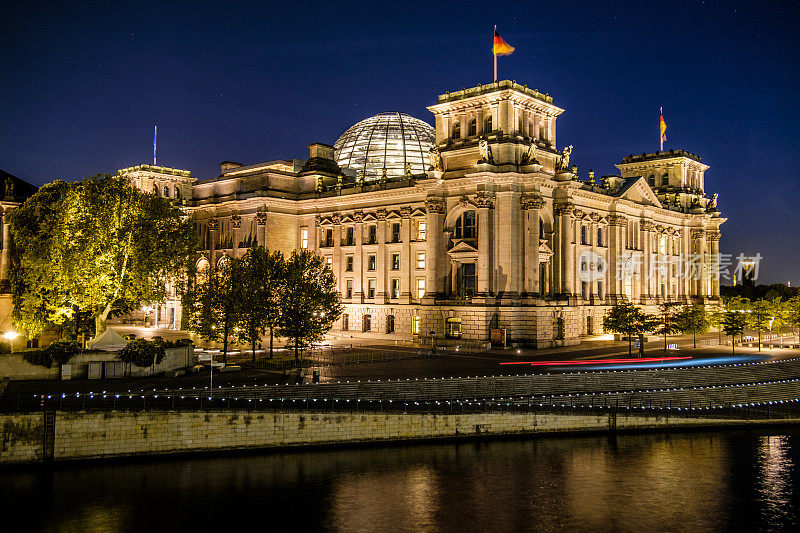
(675, 305, 710, 347)
(22, 341, 81, 369)
(235, 247, 285, 361)
(276, 250, 342, 361)
(721, 311, 747, 355)
(117, 339, 166, 368)
(602, 302, 654, 356)
(7, 174, 196, 337)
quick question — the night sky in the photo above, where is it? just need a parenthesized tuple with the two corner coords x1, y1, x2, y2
(1, 1, 798, 284)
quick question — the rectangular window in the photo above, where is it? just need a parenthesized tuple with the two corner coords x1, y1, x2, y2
(346, 279, 353, 299)
(416, 252, 425, 269)
(363, 314, 371, 332)
(342, 314, 349, 331)
(325, 256, 332, 267)
(367, 279, 376, 299)
(597, 281, 604, 300)
(368, 225, 377, 244)
(445, 317, 462, 339)
(391, 253, 400, 270)
(346, 226, 354, 246)
(417, 221, 426, 241)
(412, 315, 421, 335)
(582, 281, 589, 299)
(368, 255, 376, 271)
(597, 227, 604, 247)
(345, 255, 353, 272)
(417, 278, 426, 299)
(325, 228, 333, 247)
(386, 315, 395, 334)
(391, 278, 400, 299)
(300, 228, 309, 249)
(392, 223, 401, 243)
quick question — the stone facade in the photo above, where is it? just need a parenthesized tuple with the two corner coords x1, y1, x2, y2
(120, 79, 725, 347)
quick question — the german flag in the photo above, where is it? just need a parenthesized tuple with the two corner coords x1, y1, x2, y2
(493, 30, 515, 56)
(660, 108, 667, 142)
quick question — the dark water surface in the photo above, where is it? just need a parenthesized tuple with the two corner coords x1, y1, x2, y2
(3, 429, 800, 532)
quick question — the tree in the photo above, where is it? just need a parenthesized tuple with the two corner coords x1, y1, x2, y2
(235, 247, 285, 362)
(186, 258, 242, 364)
(118, 339, 166, 370)
(602, 302, 652, 357)
(675, 305, 710, 348)
(725, 296, 751, 343)
(654, 302, 682, 352)
(8, 175, 196, 337)
(707, 302, 726, 345)
(276, 250, 342, 362)
(721, 311, 746, 355)
(786, 295, 800, 342)
(22, 341, 81, 377)
(747, 299, 772, 351)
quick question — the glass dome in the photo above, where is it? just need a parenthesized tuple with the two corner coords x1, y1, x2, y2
(334, 112, 435, 181)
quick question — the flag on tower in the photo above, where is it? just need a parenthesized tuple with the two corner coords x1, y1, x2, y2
(493, 29, 515, 56)
(659, 108, 667, 150)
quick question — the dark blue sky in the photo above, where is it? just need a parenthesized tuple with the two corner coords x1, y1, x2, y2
(1, 1, 798, 284)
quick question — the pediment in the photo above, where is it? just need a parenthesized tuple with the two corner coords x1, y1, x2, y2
(385, 211, 402, 219)
(411, 208, 426, 217)
(447, 240, 479, 256)
(615, 177, 663, 207)
(539, 240, 553, 256)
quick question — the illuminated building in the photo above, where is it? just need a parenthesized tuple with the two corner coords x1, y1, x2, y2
(122, 79, 725, 347)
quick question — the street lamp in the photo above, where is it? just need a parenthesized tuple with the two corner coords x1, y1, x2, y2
(4, 330, 19, 353)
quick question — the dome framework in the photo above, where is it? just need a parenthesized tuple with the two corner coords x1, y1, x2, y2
(334, 112, 435, 181)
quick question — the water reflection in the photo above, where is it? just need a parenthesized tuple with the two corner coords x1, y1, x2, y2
(2, 430, 799, 532)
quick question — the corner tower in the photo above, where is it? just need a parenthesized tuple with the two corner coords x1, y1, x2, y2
(426, 80, 564, 176)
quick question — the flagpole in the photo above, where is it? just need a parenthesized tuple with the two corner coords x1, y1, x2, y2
(659, 107, 663, 151)
(153, 125, 158, 165)
(493, 25, 497, 82)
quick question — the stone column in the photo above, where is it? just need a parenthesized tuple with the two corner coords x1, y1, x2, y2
(231, 215, 241, 256)
(641, 221, 654, 301)
(256, 212, 267, 248)
(332, 216, 342, 294)
(400, 207, 412, 304)
(0, 212, 10, 287)
(554, 202, 574, 296)
(208, 218, 219, 265)
(376, 209, 387, 302)
(495, 189, 522, 299)
(521, 195, 545, 295)
(608, 215, 625, 301)
(424, 197, 446, 301)
(353, 211, 364, 302)
(691, 229, 706, 298)
(709, 231, 721, 298)
(476, 193, 495, 297)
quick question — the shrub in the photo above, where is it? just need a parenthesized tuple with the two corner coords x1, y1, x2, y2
(22, 349, 53, 368)
(117, 339, 166, 368)
(21, 341, 80, 368)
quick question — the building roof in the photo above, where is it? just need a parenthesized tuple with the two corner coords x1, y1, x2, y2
(620, 149, 704, 165)
(0, 168, 39, 201)
(436, 80, 554, 105)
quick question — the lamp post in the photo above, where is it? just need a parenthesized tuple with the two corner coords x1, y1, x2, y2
(3, 330, 18, 353)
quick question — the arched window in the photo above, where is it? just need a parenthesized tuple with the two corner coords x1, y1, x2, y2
(153, 184, 159, 196)
(661, 173, 669, 186)
(452, 122, 461, 139)
(454, 210, 477, 239)
(468, 118, 477, 136)
(175, 187, 182, 200)
(648, 174, 655, 187)
(196, 258, 210, 284)
(163, 185, 170, 198)
(485, 116, 493, 132)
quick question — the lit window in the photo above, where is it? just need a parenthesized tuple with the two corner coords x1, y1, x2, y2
(452, 122, 461, 139)
(454, 211, 476, 239)
(325, 256, 333, 267)
(368, 255, 376, 271)
(367, 279, 376, 299)
(300, 228, 308, 249)
(412, 316, 421, 335)
(417, 278, 426, 299)
(345, 280, 353, 299)
(416, 252, 425, 269)
(417, 221, 426, 240)
(391, 254, 400, 270)
(363, 314, 371, 332)
(391, 278, 400, 299)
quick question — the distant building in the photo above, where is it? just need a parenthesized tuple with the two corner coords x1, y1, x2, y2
(121, 80, 725, 347)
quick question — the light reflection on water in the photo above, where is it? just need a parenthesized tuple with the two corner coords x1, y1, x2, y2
(2, 429, 799, 532)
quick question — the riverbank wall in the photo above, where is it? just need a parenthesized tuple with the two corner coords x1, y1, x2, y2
(4, 409, 800, 465)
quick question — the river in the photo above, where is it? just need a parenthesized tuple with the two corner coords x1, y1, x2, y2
(3, 428, 799, 532)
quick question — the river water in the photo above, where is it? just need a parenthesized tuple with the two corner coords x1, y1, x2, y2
(3, 429, 799, 532)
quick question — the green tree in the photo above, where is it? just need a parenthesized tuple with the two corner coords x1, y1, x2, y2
(707, 302, 726, 345)
(721, 311, 746, 355)
(675, 305, 710, 348)
(186, 258, 242, 364)
(747, 299, 773, 351)
(22, 341, 81, 378)
(725, 296, 751, 343)
(235, 247, 285, 362)
(276, 250, 342, 362)
(786, 295, 800, 341)
(118, 339, 166, 371)
(7, 175, 195, 337)
(654, 302, 682, 352)
(602, 302, 652, 357)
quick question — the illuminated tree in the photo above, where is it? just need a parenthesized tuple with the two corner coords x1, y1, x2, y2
(721, 311, 746, 355)
(276, 250, 342, 362)
(747, 299, 773, 351)
(653, 302, 683, 352)
(235, 247, 286, 361)
(8, 175, 195, 337)
(675, 305, 710, 348)
(602, 302, 653, 357)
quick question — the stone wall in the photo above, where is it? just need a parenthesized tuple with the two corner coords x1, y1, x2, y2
(3, 410, 795, 466)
